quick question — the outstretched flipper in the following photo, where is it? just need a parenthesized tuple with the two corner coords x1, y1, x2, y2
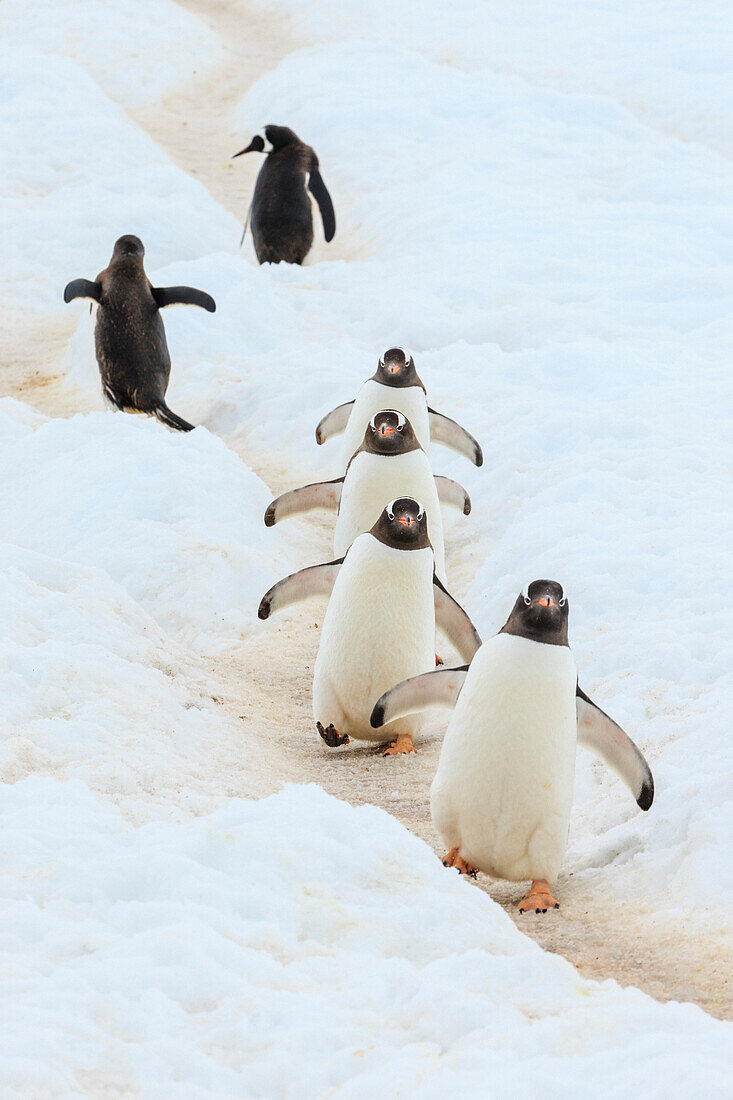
(264, 479, 343, 527)
(370, 665, 468, 729)
(258, 558, 343, 620)
(315, 402, 354, 445)
(152, 286, 216, 312)
(434, 476, 471, 515)
(308, 167, 336, 242)
(433, 577, 482, 663)
(576, 685, 654, 810)
(428, 408, 483, 467)
(154, 402, 195, 433)
(64, 279, 101, 304)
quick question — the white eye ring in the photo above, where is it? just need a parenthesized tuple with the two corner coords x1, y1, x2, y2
(386, 498, 422, 522)
(369, 410, 406, 431)
(521, 581, 566, 606)
(379, 347, 413, 367)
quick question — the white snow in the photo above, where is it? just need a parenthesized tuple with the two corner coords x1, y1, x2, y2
(0, 0, 220, 108)
(0, 0, 731, 1091)
(228, 31, 733, 917)
(251, 0, 733, 155)
(0, 397, 293, 821)
(0, 45, 236, 322)
(0, 780, 730, 1096)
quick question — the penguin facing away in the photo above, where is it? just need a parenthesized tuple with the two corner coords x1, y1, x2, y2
(258, 498, 481, 755)
(264, 410, 471, 584)
(232, 125, 335, 264)
(315, 347, 483, 469)
(64, 235, 215, 432)
(370, 579, 654, 911)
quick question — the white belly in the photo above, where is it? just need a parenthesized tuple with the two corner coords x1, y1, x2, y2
(430, 633, 578, 882)
(341, 380, 430, 466)
(313, 536, 435, 741)
(335, 450, 446, 582)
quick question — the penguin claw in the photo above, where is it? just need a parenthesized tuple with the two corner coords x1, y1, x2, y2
(517, 880, 559, 913)
(441, 848, 478, 877)
(316, 722, 350, 748)
(382, 733, 417, 756)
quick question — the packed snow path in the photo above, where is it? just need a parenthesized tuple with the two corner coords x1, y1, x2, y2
(3, 0, 729, 1027)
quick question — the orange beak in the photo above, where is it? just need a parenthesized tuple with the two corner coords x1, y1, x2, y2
(379, 425, 394, 436)
(397, 514, 415, 527)
(537, 596, 555, 608)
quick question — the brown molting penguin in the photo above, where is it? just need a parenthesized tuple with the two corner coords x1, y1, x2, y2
(64, 235, 215, 431)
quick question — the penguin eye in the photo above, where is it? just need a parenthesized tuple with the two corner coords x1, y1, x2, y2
(559, 596, 567, 607)
(523, 595, 532, 606)
(396, 424, 403, 431)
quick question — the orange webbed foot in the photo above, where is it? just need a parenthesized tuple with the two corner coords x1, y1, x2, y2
(382, 733, 417, 756)
(442, 848, 478, 877)
(317, 722, 350, 748)
(518, 880, 559, 913)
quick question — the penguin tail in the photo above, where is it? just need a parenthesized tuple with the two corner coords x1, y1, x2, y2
(154, 401, 195, 433)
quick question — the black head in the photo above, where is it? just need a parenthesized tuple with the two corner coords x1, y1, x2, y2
(232, 134, 265, 158)
(499, 580, 569, 647)
(111, 235, 144, 261)
(370, 497, 431, 552)
(264, 125, 301, 150)
(372, 347, 426, 391)
(233, 126, 302, 158)
(361, 410, 420, 457)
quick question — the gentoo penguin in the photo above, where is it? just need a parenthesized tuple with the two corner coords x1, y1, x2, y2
(264, 410, 471, 583)
(64, 235, 215, 432)
(258, 498, 481, 755)
(371, 580, 654, 911)
(315, 347, 483, 469)
(232, 125, 335, 264)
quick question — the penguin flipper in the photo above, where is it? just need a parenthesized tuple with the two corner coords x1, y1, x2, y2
(258, 558, 344, 620)
(308, 167, 336, 242)
(370, 666, 469, 729)
(315, 401, 354, 444)
(64, 278, 101, 304)
(576, 685, 654, 810)
(428, 409, 483, 467)
(152, 286, 216, 312)
(434, 476, 471, 515)
(433, 577, 482, 663)
(264, 479, 343, 526)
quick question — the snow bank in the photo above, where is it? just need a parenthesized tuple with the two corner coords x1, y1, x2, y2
(0, 46, 237, 320)
(0, 780, 729, 1096)
(0, 398, 296, 819)
(253, 0, 733, 155)
(0, 400, 279, 649)
(1, 0, 730, 1084)
(0, 0, 220, 108)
